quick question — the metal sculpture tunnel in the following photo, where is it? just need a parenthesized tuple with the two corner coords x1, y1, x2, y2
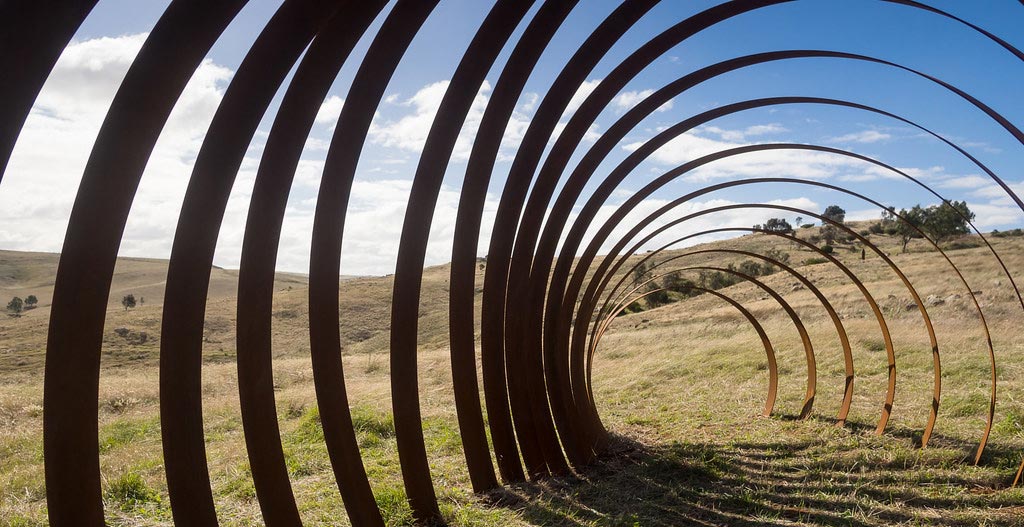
(2, 1, 1023, 525)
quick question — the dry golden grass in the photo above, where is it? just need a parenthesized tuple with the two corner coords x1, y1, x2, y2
(2, 225, 1023, 526)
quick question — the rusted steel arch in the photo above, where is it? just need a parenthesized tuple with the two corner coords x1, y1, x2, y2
(563, 201, 933, 451)
(557, 0, 1011, 482)
(544, 141, 1006, 448)
(580, 173, 1000, 462)
(0, 1, 97, 184)
(387, 1, 538, 518)
(307, 0, 439, 522)
(589, 227, 896, 437)
(276, 6, 391, 523)
(158, 2, 353, 525)
(479, 0, 659, 479)
(578, 203, 944, 446)
(493, 0, 791, 470)
(535, 94, 1024, 324)
(592, 284, 779, 418)
(520, 48, 1024, 460)
(41, 3, 247, 525)
(3, 1, 1019, 521)
(446, 0, 581, 489)
(216, 2, 395, 523)
(528, 55, 1024, 437)
(550, 147, 959, 452)
(601, 248, 856, 425)
(528, 0, 1024, 480)
(471, 0, 1024, 478)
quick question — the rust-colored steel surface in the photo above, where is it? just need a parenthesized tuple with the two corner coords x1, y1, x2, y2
(2, 1, 1022, 525)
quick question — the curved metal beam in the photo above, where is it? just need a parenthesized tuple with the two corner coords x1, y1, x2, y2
(387, 2, 536, 518)
(157, 3, 348, 524)
(446, 0, 580, 489)
(42, 3, 246, 524)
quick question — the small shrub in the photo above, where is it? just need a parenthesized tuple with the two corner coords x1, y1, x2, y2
(292, 406, 325, 444)
(992, 228, 1024, 238)
(803, 257, 828, 265)
(354, 409, 397, 442)
(104, 471, 161, 509)
(863, 339, 886, 353)
(821, 245, 834, 254)
(946, 238, 983, 250)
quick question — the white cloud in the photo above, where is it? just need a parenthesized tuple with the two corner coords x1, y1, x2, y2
(369, 80, 504, 161)
(938, 175, 990, 189)
(622, 126, 890, 183)
(31, 33, 149, 119)
(703, 123, 786, 141)
(968, 180, 1024, 205)
(564, 78, 602, 118)
(367, 80, 545, 163)
(827, 130, 891, 144)
(963, 202, 1024, 229)
(314, 95, 344, 129)
(520, 92, 539, 112)
(0, 33, 237, 260)
(613, 89, 673, 113)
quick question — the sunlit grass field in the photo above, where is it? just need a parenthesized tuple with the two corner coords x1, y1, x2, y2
(2, 225, 1023, 525)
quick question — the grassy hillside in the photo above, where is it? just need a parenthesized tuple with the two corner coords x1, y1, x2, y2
(2, 225, 1023, 526)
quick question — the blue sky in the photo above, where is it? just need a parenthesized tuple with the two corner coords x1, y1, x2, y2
(2, 0, 1022, 275)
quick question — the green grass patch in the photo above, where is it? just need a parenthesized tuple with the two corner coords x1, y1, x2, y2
(98, 417, 159, 453)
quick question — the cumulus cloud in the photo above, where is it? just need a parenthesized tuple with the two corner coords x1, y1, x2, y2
(368, 79, 609, 163)
(937, 175, 990, 189)
(564, 78, 602, 118)
(0, 33, 238, 261)
(622, 126, 898, 183)
(369, 80, 500, 161)
(613, 88, 673, 113)
(314, 95, 344, 129)
(7, 36, 1016, 278)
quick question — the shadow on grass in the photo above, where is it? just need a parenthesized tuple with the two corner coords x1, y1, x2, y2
(482, 431, 1024, 527)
